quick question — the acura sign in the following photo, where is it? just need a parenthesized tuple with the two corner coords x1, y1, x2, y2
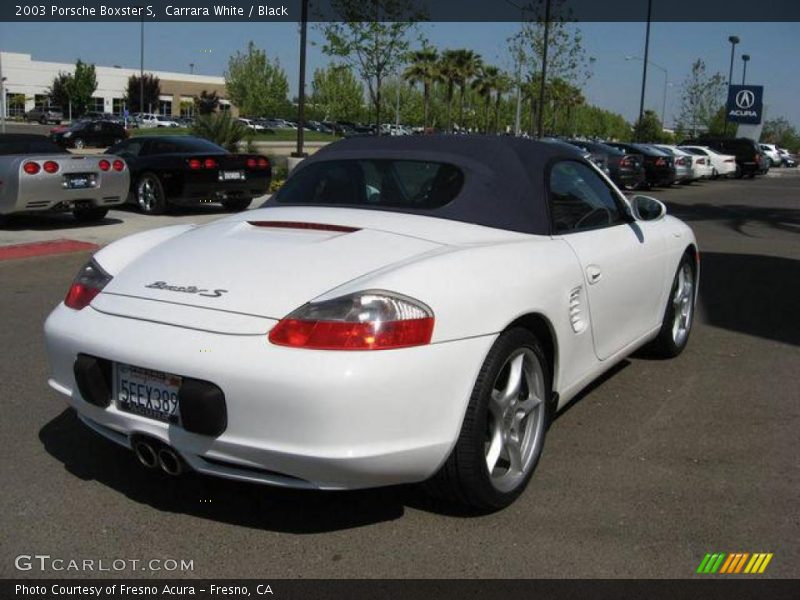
(726, 85, 764, 124)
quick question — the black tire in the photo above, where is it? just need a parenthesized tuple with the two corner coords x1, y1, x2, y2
(222, 197, 253, 212)
(425, 328, 552, 512)
(646, 253, 697, 359)
(135, 172, 168, 215)
(72, 207, 109, 223)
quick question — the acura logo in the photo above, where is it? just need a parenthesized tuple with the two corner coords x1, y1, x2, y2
(735, 90, 755, 109)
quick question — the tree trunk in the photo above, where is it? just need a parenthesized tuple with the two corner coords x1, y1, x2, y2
(423, 83, 430, 129)
(375, 75, 382, 135)
(446, 81, 454, 133)
(458, 83, 466, 131)
(494, 93, 502, 134)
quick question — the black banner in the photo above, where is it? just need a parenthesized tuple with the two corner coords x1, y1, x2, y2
(4, 579, 800, 600)
(2, 0, 800, 22)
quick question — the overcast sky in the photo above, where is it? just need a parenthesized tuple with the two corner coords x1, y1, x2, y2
(1, 21, 797, 127)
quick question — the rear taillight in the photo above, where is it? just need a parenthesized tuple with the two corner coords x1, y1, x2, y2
(655, 158, 666, 167)
(204, 158, 218, 169)
(23, 162, 40, 175)
(188, 158, 203, 170)
(268, 291, 434, 350)
(43, 161, 60, 173)
(697, 158, 706, 165)
(257, 157, 269, 169)
(98, 159, 111, 171)
(64, 259, 112, 310)
(246, 157, 257, 168)
(620, 156, 633, 167)
(112, 159, 125, 171)
(725, 158, 735, 163)
(675, 157, 686, 166)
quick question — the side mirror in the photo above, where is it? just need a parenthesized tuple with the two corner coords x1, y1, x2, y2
(631, 195, 667, 222)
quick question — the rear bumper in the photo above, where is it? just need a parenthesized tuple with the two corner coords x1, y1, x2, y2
(173, 178, 269, 205)
(44, 302, 494, 490)
(1, 172, 129, 215)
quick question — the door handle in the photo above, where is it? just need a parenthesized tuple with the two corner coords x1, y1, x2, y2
(586, 265, 602, 284)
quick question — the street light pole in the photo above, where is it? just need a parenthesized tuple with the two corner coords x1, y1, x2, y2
(139, 10, 145, 114)
(723, 35, 740, 136)
(626, 56, 668, 128)
(741, 54, 750, 85)
(536, 0, 552, 138)
(0, 52, 6, 133)
(292, 0, 309, 158)
(636, 0, 653, 141)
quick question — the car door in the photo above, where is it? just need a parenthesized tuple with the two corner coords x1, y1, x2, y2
(548, 160, 668, 361)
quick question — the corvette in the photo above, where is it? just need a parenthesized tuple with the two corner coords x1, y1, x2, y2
(44, 136, 698, 510)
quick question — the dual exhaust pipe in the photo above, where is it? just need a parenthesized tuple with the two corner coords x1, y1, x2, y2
(133, 438, 185, 476)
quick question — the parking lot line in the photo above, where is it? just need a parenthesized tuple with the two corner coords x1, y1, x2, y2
(0, 238, 99, 261)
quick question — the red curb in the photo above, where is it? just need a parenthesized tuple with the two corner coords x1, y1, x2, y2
(0, 239, 99, 261)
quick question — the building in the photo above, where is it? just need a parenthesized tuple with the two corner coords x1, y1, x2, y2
(0, 51, 235, 118)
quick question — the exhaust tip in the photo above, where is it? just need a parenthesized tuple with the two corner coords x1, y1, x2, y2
(133, 440, 158, 469)
(157, 447, 184, 476)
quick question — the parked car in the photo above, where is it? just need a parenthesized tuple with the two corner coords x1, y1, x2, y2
(605, 142, 676, 187)
(24, 106, 64, 124)
(0, 134, 129, 223)
(106, 135, 271, 214)
(51, 120, 128, 149)
(156, 115, 180, 128)
(778, 148, 797, 168)
(566, 139, 646, 190)
(134, 113, 160, 128)
(306, 120, 334, 134)
(238, 118, 266, 131)
(679, 145, 737, 179)
(759, 144, 782, 167)
(45, 136, 698, 511)
(653, 145, 713, 182)
(679, 137, 763, 178)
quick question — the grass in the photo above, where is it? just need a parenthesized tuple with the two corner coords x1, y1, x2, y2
(129, 127, 338, 143)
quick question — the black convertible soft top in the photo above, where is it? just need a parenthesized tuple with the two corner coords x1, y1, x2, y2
(269, 135, 588, 235)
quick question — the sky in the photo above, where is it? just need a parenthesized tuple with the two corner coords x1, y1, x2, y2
(0, 20, 797, 128)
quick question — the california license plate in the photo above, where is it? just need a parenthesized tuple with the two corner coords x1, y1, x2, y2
(115, 363, 181, 423)
(67, 176, 91, 189)
(220, 170, 244, 181)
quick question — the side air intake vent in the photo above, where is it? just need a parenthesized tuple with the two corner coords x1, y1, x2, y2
(569, 286, 587, 334)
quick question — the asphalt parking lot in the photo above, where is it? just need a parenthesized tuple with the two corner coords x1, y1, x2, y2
(0, 174, 798, 579)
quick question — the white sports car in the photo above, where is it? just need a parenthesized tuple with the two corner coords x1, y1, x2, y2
(44, 137, 698, 510)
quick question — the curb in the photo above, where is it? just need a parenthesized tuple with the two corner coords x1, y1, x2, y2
(0, 239, 99, 261)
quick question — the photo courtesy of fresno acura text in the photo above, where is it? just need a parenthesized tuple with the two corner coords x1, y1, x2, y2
(0, 1, 797, 598)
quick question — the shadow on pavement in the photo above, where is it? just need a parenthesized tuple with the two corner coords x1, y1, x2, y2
(663, 202, 800, 237)
(40, 408, 409, 533)
(0, 214, 123, 231)
(698, 251, 800, 347)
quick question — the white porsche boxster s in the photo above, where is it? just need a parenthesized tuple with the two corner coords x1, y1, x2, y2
(44, 136, 698, 510)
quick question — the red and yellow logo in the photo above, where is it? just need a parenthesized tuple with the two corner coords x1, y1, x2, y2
(697, 552, 773, 574)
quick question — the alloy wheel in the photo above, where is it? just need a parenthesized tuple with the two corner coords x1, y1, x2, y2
(671, 262, 695, 346)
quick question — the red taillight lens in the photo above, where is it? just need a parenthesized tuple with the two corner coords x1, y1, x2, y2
(620, 156, 632, 167)
(655, 158, 666, 167)
(188, 158, 203, 170)
(98, 159, 111, 171)
(269, 318, 434, 350)
(246, 157, 257, 168)
(697, 158, 705, 165)
(204, 158, 218, 169)
(725, 158, 735, 163)
(43, 160, 60, 174)
(23, 161, 40, 175)
(112, 159, 125, 171)
(64, 259, 112, 310)
(268, 291, 434, 350)
(257, 157, 269, 169)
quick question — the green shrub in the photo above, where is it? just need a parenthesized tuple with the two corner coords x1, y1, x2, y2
(190, 111, 252, 152)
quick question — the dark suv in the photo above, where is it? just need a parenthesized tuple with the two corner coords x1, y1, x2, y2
(50, 120, 128, 149)
(679, 137, 764, 178)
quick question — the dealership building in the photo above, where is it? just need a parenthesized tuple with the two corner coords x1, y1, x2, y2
(0, 51, 234, 118)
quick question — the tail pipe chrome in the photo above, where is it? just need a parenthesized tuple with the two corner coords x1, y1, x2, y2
(157, 447, 185, 476)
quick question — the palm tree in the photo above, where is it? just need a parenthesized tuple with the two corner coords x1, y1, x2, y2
(403, 48, 439, 130)
(449, 49, 482, 132)
(438, 50, 462, 133)
(471, 65, 500, 133)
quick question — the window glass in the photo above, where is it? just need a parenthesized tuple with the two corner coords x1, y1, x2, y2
(549, 161, 625, 233)
(112, 140, 143, 157)
(275, 159, 464, 209)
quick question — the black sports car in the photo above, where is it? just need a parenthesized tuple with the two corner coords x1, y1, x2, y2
(565, 140, 646, 190)
(106, 136, 271, 214)
(605, 142, 676, 188)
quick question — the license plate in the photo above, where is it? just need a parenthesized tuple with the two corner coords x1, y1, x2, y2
(220, 170, 244, 181)
(115, 363, 181, 423)
(66, 174, 94, 189)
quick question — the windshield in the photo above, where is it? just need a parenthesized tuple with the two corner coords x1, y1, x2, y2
(275, 159, 464, 209)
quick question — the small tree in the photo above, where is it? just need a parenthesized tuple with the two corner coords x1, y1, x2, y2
(310, 64, 364, 122)
(66, 60, 97, 117)
(126, 74, 161, 113)
(676, 59, 726, 138)
(47, 72, 72, 109)
(633, 109, 665, 142)
(194, 90, 220, 115)
(190, 111, 251, 152)
(225, 41, 290, 117)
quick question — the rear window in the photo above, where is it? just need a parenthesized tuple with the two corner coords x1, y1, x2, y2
(275, 159, 464, 209)
(144, 138, 227, 154)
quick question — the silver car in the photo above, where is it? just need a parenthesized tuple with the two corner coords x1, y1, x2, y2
(0, 134, 129, 223)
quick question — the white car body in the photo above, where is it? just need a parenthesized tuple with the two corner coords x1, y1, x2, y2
(135, 113, 160, 129)
(654, 144, 713, 181)
(760, 144, 782, 167)
(44, 137, 698, 505)
(679, 145, 737, 178)
(238, 118, 265, 131)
